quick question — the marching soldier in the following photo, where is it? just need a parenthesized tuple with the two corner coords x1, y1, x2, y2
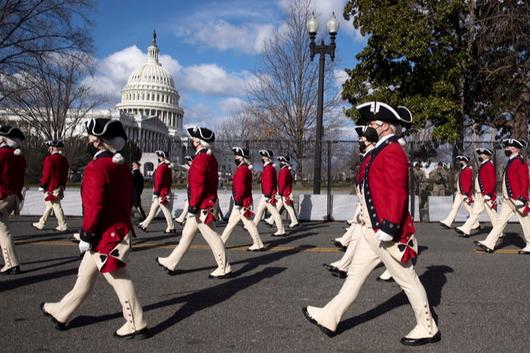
(220, 147, 265, 251)
(32, 140, 69, 231)
(323, 125, 381, 279)
(265, 155, 299, 228)
(439, 156, 479, 229)
(303, 102, 440, 346)
(139, 150, 175, 233)
(253, 150, 285, 236)
(332, 131, 373, 250)
(429, 162, 448, 196)
(41, 118, 148, 338)
(456, 148, 497, 237)
(174, 155, 193, 225)
(474, 138, 530, 254)
(131, 161, 146, 221)
(0, 126, 26, 275)
(156, 126, 232, 278)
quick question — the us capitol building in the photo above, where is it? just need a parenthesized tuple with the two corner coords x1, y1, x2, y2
(113, 30, 185, 175)
(1, 31, 186, 176)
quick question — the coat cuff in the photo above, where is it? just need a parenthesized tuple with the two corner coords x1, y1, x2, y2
(379, 219, 400, 237)
(79, 229, 97, 243)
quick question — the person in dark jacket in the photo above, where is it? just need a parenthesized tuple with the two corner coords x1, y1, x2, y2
(131, 161, 146, 221)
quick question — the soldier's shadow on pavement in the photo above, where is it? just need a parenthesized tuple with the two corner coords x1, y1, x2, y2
(68, 246, 309, 335)
(336, 265, 453, 335)
(134, 231, 319, 277)
(145, 266, 287, 336)
(496, 232, 526, 249)
(15, 232, 72, 242)
(0, 266, 78, 293)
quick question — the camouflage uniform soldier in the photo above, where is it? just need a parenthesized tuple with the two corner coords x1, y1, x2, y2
(413, 163, 428, 221)
(429, 162, 448, 196)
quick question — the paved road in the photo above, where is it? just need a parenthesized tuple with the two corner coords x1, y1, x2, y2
(0, 217, 529, 353)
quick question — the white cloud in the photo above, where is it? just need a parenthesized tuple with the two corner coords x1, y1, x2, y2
(278, 0, 364, 41)
(175, 20, 275, 54)
(333, 69, 349, 87)
(183, 101, 233, 129)
(83, 45, 181, 99)
(178, 64, 254, 97)
(219, 97, 246, 113)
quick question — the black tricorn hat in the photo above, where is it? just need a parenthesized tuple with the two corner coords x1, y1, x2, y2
(277, 155, 290, 163)
(456, 155, 470, 163)
(0, 125, 25, 141)
(46, 139, 64, 148)
(502, 138, 527, 149)
(356, 101, 412, 126)
(85, 118, 127, 140)
(259, 149, 274, 158)
(232, 146, 250, 159)
(354, 125, 367, 137)
(187, 126, 215, 143)
(475, 148, 493, 156)
(155, 150, 169, 159)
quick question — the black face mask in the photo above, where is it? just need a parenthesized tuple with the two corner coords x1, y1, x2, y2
(504, 150, 512, 157)
(363, 127, 379, 144)
(477, 157, 484, 163)
(86, 143, 98, 157)
(234, 159, 241, 166)
(261, 158, 266, 164)
(459, 162, 465, 168)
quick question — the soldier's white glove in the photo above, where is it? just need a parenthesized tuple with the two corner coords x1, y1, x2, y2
(514, 199, 525, 208)
(375, 230, 393, 242)
(38, 187, 45, 192)
(78, 240, 91, 254)
(484, 195, 491, 201)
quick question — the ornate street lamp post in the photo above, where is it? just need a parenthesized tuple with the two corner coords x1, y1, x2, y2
(307, 12, 339, 194)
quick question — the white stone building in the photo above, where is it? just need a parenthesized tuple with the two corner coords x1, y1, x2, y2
(0, 31, 187, 177)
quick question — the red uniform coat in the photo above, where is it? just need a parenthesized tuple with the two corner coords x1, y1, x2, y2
(153, 162, 172, 198)
(0, 146, 26, 200)
(40, 153, 69, 201)
(504, 156, 529, 203)
(458, 165, 473, 199)
(81, 151, 133, 273)
(188, 150, 219, 213)
(260, 163, 277, 197)
(278, 167, 293, 197)
(477, 160, 496, 200)
(362, 136, 416, 263)
(232, 163, 253, 208)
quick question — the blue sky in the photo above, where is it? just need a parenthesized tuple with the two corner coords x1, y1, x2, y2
(88, 0, 367, 132)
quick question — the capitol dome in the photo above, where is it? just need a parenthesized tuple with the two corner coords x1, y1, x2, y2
(116, 31, 184, 135)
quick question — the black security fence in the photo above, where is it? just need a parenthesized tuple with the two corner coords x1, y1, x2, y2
(210, 139, 524, 189)
(20, 137, 527, 220)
